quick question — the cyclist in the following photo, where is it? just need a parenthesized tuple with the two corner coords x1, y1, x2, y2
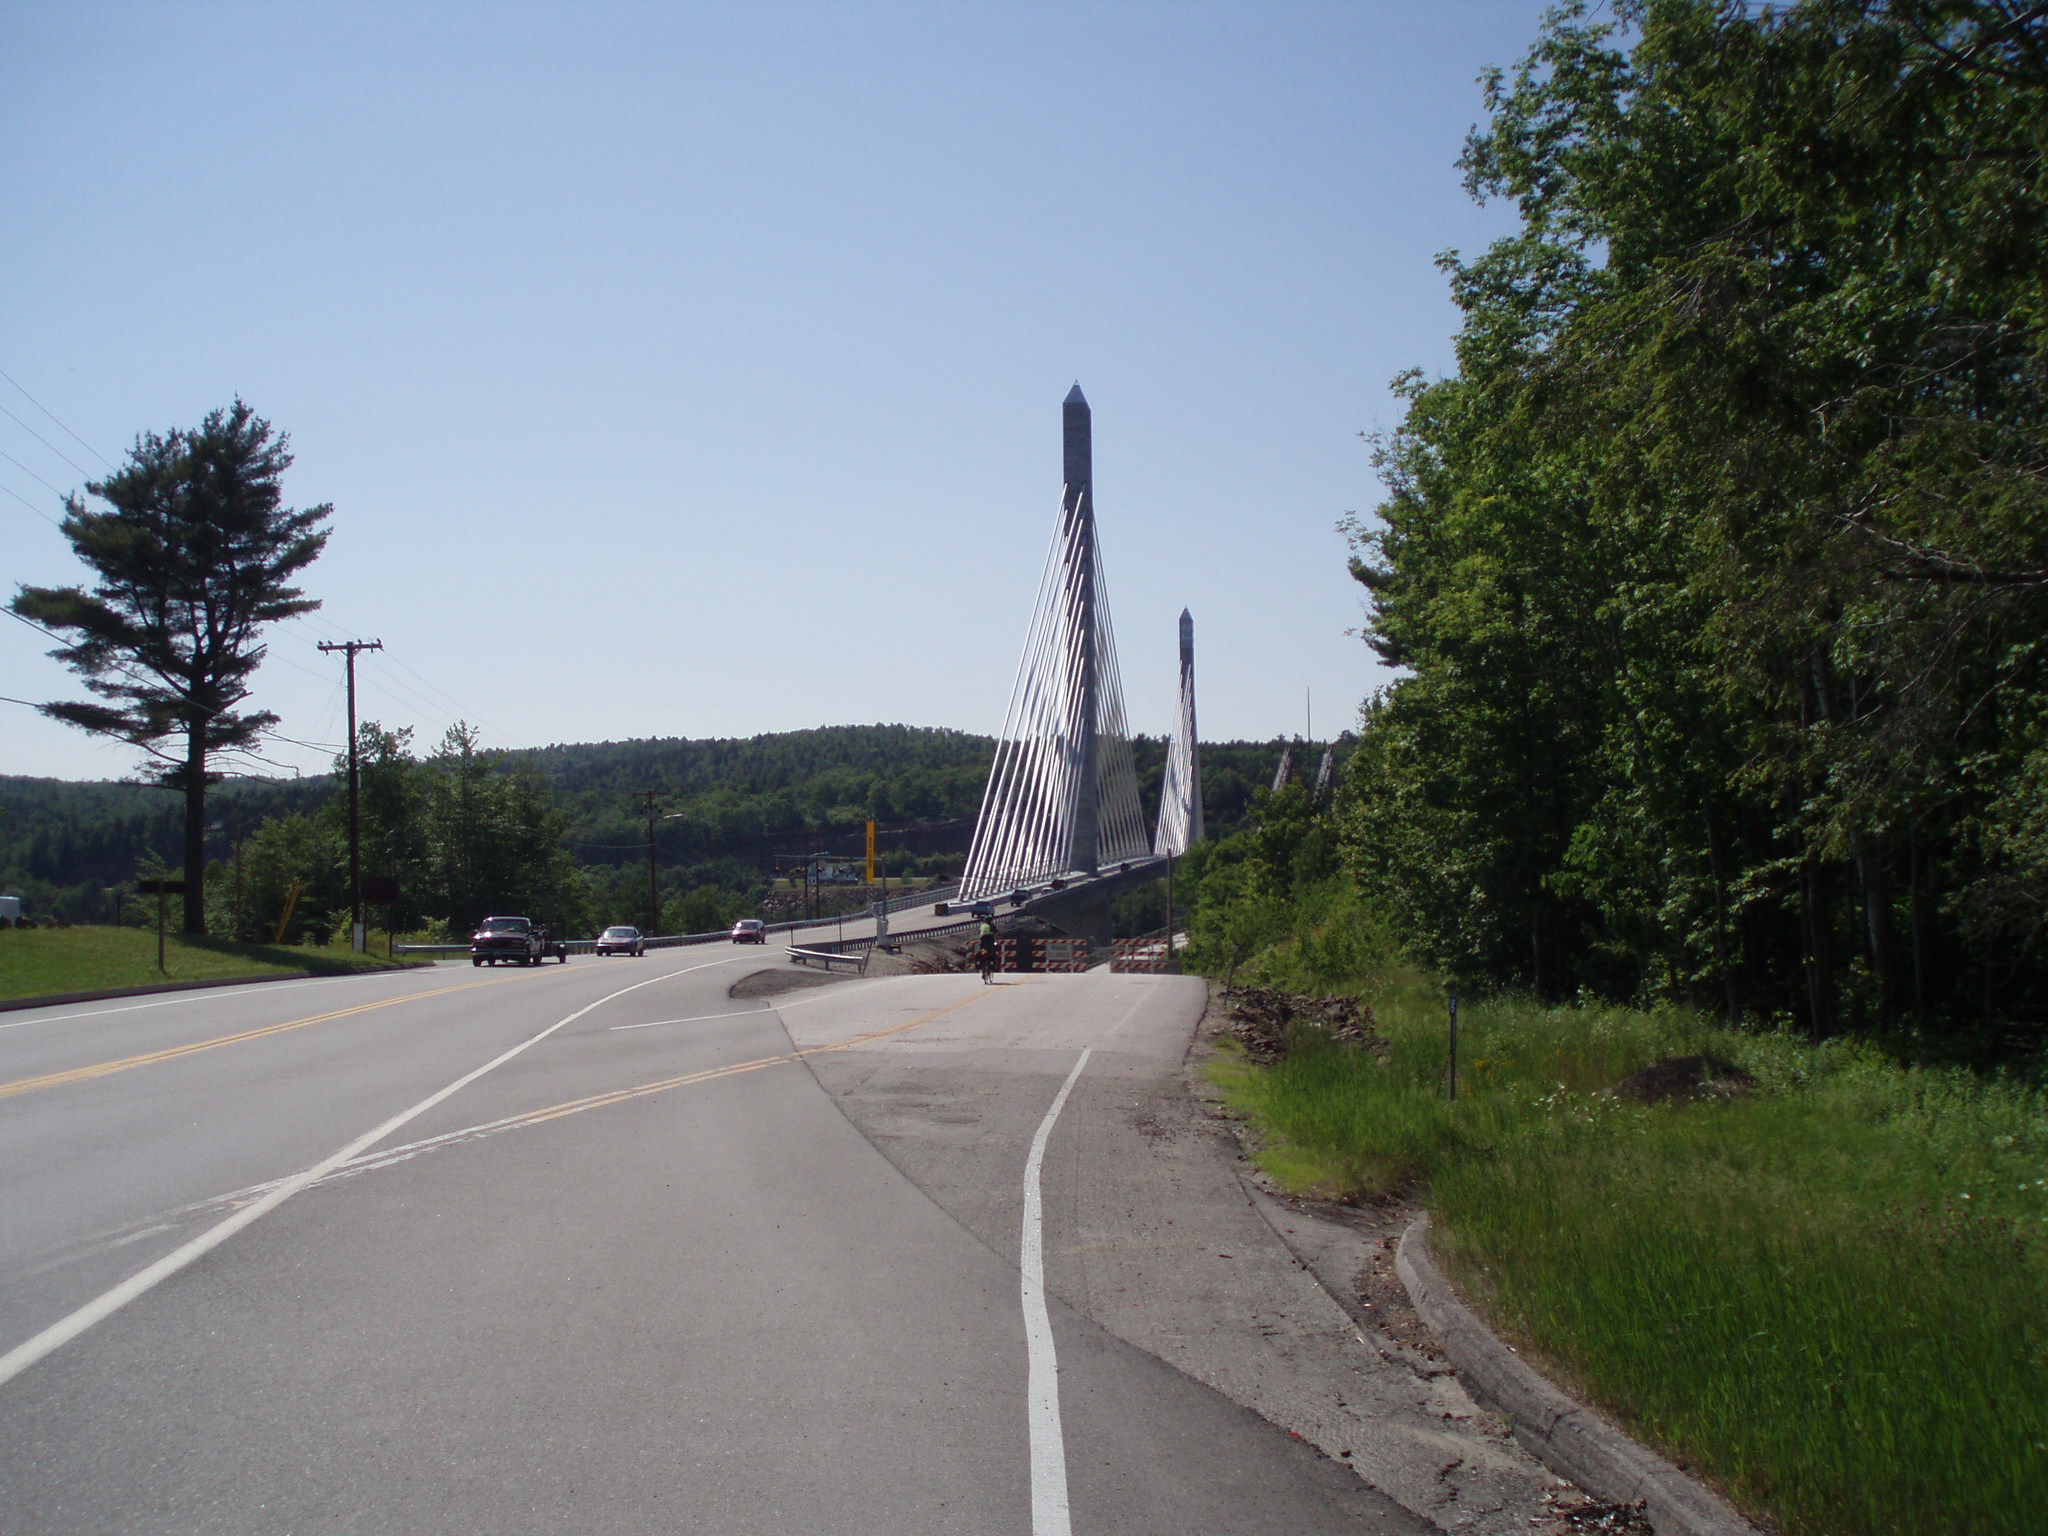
(975, 916, 999, 983)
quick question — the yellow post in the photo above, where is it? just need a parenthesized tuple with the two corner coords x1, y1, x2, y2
(271, 879, 302, 945)
(865, 820, 876, 884)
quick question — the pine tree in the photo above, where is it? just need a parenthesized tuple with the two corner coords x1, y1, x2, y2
(10, 401, 331, 934)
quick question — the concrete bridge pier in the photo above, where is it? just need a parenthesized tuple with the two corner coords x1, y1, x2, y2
(1066, 898, 1114, 956)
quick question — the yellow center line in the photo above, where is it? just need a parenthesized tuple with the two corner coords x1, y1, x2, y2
(439, 982, 1006, 1137)
(0, 976, 517, 1101)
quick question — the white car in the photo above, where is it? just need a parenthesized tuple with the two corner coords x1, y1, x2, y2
(595, 925, 645, 957)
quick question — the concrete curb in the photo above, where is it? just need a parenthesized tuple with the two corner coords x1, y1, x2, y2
(0, 969, 338, 1014)
(1395, 1214, 1760, 1536)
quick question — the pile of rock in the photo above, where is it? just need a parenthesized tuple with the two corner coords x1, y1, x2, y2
(1224, 986, 1389, 1065)
(1612, 1055, 1756, 1105)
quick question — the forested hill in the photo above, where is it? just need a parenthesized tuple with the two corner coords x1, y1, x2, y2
(2, 723, 1300, 923)
(526, 724, 1295, 871)
(0, 775, 330, 895)
(518, 725, 997, 863)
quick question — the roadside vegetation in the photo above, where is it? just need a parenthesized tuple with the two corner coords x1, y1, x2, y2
(1187, 803, 2047, 1535)
(0, 925, 419, 1003)
(1172, 16, 2048, 1522)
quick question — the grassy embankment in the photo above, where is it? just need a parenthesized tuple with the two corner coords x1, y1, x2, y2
(0, 925, 424, 1003)
(1199, 885, 2048, 1536)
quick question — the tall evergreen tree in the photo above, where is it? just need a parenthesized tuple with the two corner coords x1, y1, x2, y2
(10, 401, 331, 934)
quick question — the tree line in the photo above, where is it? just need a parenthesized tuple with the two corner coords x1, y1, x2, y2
(3, 716, 1305, 941)
(1330, 0, 2048, 1048)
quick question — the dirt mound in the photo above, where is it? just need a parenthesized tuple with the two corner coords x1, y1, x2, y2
(729, 967, 854, 999)
(903, 940, 973, 974)
(1224, 986, 1389, 1065)
(1614, 1054, 1756, 1104)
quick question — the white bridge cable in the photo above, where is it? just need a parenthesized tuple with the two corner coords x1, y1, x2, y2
(1087, 557, 1149, 866)
(965, 520, 1065, 894)
(969, 516, 1064, 892)
(965, 518, 1059, 894)
(962, 492, 1148, 898)
(1004, 504, 1086, 888)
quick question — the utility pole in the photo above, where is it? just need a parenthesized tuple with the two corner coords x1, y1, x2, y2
(635, 790, 665, 936)
(875, 828, 890, 947)
(318, 639, 383, 952)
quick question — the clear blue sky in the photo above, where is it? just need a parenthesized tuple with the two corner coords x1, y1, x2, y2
(2, 1, 1549, 781)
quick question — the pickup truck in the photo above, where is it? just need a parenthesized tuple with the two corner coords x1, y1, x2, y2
(470, 915, 568, 966)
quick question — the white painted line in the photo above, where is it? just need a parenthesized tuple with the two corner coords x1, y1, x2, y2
(0, 968, 440, 1031)
(606, 986, 863, 1031)
(0, 958, 721, 1392)
(1022, 1047, 1090, 1536)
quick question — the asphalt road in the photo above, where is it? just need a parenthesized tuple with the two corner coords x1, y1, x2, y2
(0, 948, 1431, 1535)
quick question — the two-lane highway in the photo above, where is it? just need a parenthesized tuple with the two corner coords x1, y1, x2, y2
(0, 951, 1431, 1533)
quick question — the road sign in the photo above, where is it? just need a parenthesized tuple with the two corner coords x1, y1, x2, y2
(135, 879, 187, 895)
(362, 875, 400, 905)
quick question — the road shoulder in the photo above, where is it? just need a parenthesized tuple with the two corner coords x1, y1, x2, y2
(795, 971, 1590, 1535)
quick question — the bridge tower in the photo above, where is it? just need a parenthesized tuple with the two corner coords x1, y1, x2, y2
(1154, 609, 1203, 857)
(961, 385, 1148, 902)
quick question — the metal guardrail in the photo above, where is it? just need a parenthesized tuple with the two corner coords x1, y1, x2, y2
(955, 858, 1168, 908)
(787, 945, 870, 974)
(397, 926, 736, 958)
(793, 918, 976, 958)
(882, 882, 958, 915)
(395, 892, 968, 963)
(396, 913, 965, 961)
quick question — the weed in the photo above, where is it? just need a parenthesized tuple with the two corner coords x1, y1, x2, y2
(1209, 980, 2048, 1535)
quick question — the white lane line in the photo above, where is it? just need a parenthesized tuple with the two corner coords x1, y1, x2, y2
(1022, 1048, 1091, 1536)
(0, 958, 728, 1392)
(606, 986, 864, 1031)
(0, 968, 446, 1032)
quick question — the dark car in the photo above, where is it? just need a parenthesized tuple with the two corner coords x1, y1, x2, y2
(596, 925, 645, 957)
(730, 919, 766, 944)
(470, 915, 567, 966)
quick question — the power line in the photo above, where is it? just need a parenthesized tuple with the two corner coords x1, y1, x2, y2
(0, 447, 73, 504)
(265, 731, 345, 752)
(273, 615, 515, 750)
(4, 606, 62, 641)
(0, 366, 114, 469)
(0, 402, 95, 481)
(0, 478, 63, 529)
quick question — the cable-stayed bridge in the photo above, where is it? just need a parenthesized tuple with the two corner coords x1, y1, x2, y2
(958, 386, 1198, 946)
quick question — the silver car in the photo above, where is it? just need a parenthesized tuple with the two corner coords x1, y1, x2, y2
(595, 925, 645, 957)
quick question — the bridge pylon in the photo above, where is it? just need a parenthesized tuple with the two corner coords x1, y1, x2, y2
(961, 385, 1149, 902)
(1153, 609, 1202, 857)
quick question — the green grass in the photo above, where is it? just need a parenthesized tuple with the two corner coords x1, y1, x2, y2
(0, 925, 425, 1002)
(1209, 983, 2048, 1536)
